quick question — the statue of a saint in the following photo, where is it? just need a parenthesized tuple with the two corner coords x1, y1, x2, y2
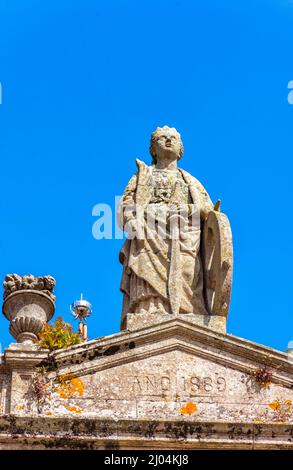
(118, 126, 232, 330)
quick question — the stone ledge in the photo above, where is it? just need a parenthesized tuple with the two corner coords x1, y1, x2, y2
(30, 318, 293, 379)
(0, 416, 292, 450)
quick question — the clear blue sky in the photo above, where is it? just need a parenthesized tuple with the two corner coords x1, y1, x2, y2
(0, 0, 292, 352)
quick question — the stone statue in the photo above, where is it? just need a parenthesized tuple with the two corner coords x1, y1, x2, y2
(118, 126, 232, 332)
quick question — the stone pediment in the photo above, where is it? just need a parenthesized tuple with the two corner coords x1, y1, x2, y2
(45, 318, 292, 380)
(1, 318, 293, 449)
(3, 318, 292, 425)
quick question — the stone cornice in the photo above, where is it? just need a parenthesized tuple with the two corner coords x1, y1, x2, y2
(2, 319, 292, 388)
(4, 345, 49, 368)
(38, 319, 292, 380)
(0, 415, 292, 450)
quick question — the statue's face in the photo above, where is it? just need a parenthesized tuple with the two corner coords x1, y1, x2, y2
(153, 129, 182, 161)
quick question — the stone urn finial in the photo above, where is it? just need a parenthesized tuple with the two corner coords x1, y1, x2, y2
(2, 274, 56, 344)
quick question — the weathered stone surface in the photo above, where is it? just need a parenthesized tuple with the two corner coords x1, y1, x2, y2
(3, 274, 56, 302)
(118, 125, 233, 332)
(1, 319, 293, 423)
(202, 210, 233, 317)
(2, 275, 56, 344)
(0, 416, 292, 449)
(0, 319, 292, 449)
(0, 122, 290, 450)
(124, 312, 227, 333)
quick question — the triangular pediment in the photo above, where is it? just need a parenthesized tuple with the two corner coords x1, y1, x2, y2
(4, 319, 293, 424)
(49, 318, 292, 381)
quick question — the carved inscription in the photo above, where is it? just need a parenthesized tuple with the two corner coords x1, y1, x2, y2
(128, 373, 226, 397)
(179, 375, 226, 395)
(130, 375, 171, 396)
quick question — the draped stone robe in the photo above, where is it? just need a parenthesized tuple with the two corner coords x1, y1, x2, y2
(118, 161, 213, 320)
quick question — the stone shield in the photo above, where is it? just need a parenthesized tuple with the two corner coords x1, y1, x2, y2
(202, 210, 233, 317)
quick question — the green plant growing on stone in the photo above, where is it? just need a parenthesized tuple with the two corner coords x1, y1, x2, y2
(37, 317, 83, 351)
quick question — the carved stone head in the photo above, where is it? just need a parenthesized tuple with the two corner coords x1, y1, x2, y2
(149, 125, 184, 164)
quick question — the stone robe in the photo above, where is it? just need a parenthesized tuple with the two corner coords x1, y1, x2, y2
(118, 161, 213, 319)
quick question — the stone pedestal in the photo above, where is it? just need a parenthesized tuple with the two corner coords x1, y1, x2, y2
(122, 312, 226, 333)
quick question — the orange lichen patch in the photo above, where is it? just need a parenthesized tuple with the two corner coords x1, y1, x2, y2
(56, 384, 70, 399)
(58, 373, 74, 384)
(70, 378, 85, 396)
(269, 400, 282, 412)
(46, 411, 53, 416)
(268, 399, 292, 415)
(180, 402, 198, 415)
(15, 405, 24, 411)
(56, 375, 85, 399)
(67, 406, 82, 414)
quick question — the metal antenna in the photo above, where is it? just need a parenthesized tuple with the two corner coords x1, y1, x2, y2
(70, 295, 92, 341)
